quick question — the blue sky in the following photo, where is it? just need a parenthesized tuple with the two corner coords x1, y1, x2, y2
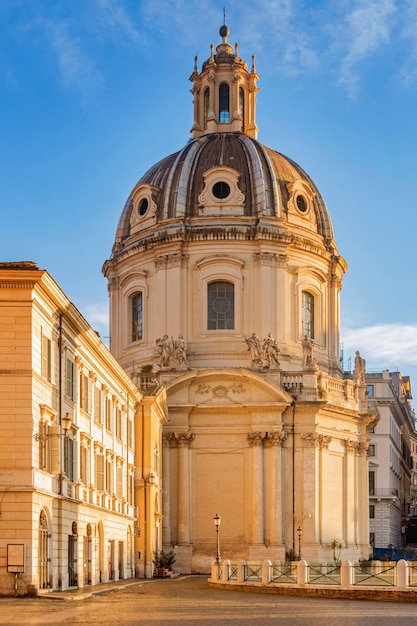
(1, 0, 417, 399)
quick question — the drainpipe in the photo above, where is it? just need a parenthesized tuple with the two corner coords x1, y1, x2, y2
(59, 314, 63, 495)
(142, 404, 147, 578)
(292, 399, 296, 556)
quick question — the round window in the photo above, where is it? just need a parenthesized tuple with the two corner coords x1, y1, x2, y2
(296, 194, 308, 213)
(139, 198, 149, 216)
(212, 181, 231, 200)
(212, 297, 231, 314)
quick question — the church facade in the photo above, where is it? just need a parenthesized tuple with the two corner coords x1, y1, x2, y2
(103, 24, 376, 573)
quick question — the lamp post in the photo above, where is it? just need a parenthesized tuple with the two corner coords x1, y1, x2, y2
(61, 413, 72, 477)
(297, 526, 303, 560)
(213, 513, 221, 569)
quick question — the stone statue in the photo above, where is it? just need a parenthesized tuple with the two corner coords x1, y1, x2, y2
(174, 335, 188, 368)
(262, 333, 280, 368)
(353, 350, 366, 384)
(245, 333, 262, 366)
(302, 335, 315, 369)
(155, 335, 172, 368)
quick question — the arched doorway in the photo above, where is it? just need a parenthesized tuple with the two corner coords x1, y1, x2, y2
(127, 526, 133, 578)
(68, 521, 78, 587)
(97, 522, 104, 583)
(83, 524, 92, 585)
(38, 509, 51, 589)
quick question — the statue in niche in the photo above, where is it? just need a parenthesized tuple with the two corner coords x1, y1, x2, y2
(302, 335, 317, 370)
(353, 350, 366, 385)
(245, 333, 262, 366)
(262, 333, 280, 368)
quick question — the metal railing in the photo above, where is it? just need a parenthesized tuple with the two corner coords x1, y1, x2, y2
(352, 562, 396, 586)
(211, 559, 412, 590)
(243, 562, 262, 582)
(271, 561, 297, 584)
(307, 562, 341, 585)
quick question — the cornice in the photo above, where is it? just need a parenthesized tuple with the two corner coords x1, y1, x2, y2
(0, 280, 37, 289)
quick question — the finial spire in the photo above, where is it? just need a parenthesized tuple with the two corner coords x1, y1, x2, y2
(223, 6, 226, 25)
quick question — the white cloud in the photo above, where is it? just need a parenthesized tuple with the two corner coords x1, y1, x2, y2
(336, 0, 397, 98)
(400, 0, 417, 83)
(38, 18, 103, 99)
(341, 323, 417, 369)
(94, 0, 140, 41)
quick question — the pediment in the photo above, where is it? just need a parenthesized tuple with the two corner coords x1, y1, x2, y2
(165, 368, 292, 407)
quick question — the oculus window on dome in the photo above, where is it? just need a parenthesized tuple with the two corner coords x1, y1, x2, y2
(207, 281, 234, 330)
(212, 181, 230, 199)
(296, 194, 308, 213)
(138, 198, 149, 216)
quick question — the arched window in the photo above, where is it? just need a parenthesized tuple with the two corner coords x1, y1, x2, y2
(204, 87, 210, 129)
(219, 83, 230, 123)
(207, 281, 234, 329)
(301, 291, 315, 339)
(239, 87, 244, 130)
(131, 293, 143, 342)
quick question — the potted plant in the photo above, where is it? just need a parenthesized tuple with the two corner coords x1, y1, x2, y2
(153, 550, 167, 577)
(164, 550, 176, 570)
(153, 549, 176, 577)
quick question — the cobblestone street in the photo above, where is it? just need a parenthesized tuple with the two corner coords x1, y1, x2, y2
(2, 576, 417, 625)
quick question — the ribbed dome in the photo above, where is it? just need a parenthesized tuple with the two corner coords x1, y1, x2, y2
(113, 133, 335, 256)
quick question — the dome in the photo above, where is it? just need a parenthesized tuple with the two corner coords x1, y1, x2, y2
(112, 133, 336, 258)
(103, 25, 346, 380)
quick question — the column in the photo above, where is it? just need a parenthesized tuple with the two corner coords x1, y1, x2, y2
(344, 440, 358, 546)
(358, 442, 370, 550)
(248, 432, 265, 545)
(265, 431, 286, 546)
(162, 434, 172, 545)
(174, 432, 194, 545)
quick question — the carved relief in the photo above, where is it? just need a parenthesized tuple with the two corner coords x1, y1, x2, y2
(196, 382, 245, 403)
(264, 430, 287, 446)
(173, 432, 195, 447)
(154, 335, 188, 370)
(245, 332, 280, 369)
(162, 434, 173, 448)
(155, 254, 189, 270)
(301, 432, 332, 448)
(358, 442, 369, 456)
(345, 439, 359, 453)
(247, 432, 265, 447)
(253, 252, 288, 268)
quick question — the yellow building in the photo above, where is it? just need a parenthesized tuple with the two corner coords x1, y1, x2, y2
(103, 23, 377, 572)
(0, 261, 163, 594)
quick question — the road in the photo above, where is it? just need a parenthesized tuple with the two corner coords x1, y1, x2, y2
(1, 576, 417, 625)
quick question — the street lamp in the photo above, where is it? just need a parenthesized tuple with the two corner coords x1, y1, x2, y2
(213, 513, 221, 567)
(297, 526, 303, 560)
(34, 412, 72, 441)
(61, 412, 72, 435)
(34, 412, 73, 481)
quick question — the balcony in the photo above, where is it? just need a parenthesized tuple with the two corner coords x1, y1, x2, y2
(369, 488, 399, 499)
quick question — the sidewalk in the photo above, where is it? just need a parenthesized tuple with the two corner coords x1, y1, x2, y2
(37, 577, 158, 601)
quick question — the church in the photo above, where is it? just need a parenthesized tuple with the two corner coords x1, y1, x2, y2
(103, 23, 376, 574)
